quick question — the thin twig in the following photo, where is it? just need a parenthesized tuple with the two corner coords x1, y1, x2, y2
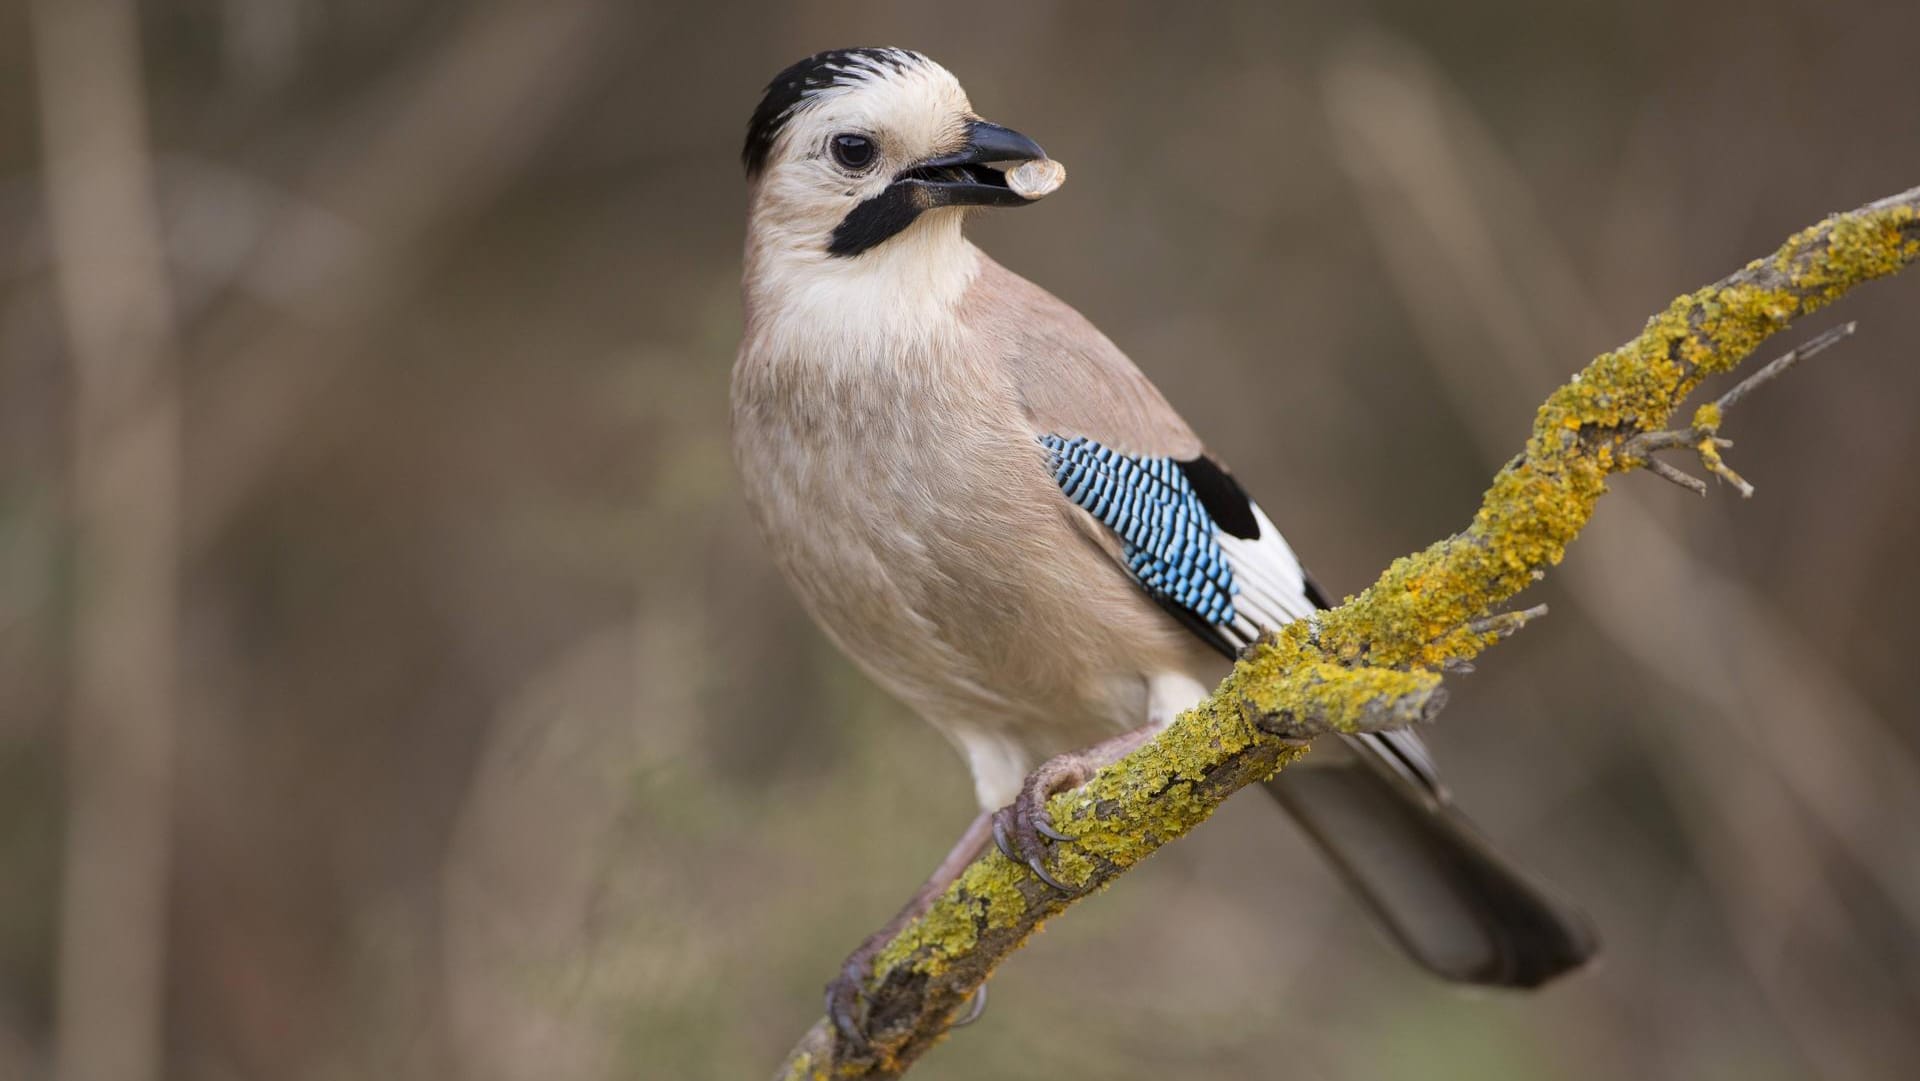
(1717, 321, 1857, 414)
(1622, 323, 1858, 499)
(31, 5, 181, 1081)
(1467, 604, 1551, 638)
(1643, 456, 1709, 496)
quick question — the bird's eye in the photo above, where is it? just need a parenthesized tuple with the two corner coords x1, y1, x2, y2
(830, 133, 876, 171)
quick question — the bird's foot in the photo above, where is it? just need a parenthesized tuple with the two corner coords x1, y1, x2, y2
(826, 937, 988, 1048)
(824, 809, 1001, 1048)
(825, 937, 883, 1049)
(991, 752, 1093, 893)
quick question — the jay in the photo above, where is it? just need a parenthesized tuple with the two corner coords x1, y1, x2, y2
(730, 48, 1594, 1036)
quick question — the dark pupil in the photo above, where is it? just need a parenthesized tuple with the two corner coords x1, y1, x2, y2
(833, 134, 874, 169)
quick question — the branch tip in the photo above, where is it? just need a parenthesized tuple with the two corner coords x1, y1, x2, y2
(1467, 603, 1550, 639)
(1644, 456, 1709, 496)
(1625, 322, 1860, 500)
(1714, 320, 1857, 414)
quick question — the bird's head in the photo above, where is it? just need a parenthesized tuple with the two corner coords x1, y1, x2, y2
(741, 48, 1053, 261)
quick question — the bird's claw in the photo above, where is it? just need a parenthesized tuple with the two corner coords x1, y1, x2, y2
(829, 947, 990, 1046)
(953, 984, 988, 1027)
(992, 813, 1016, 863)
(825, 947, 878, 1050)
(1027, 854, 1072, 892)
(990, 753, 1090, 893)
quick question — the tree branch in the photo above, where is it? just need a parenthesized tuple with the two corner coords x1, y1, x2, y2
(1618, 320, 1858, 497)
(774, 186, 1920, 1081)
(32, 5, 182, 1080)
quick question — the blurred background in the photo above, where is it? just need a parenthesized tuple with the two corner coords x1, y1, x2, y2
(4, 2, 1920, 1079)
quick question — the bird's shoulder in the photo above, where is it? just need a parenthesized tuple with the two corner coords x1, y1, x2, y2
(960, 254, 1202, 460)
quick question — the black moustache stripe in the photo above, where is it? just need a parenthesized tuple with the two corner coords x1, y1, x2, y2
(827, 182, 933, 257)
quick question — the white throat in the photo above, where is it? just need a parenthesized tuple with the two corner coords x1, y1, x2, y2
(742, 205, 981, 370)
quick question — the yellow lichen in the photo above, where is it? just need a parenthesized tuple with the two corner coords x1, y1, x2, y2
(872, 853, 1032, 978)
(1297, 199, 1917, 677)
(1691, 401, 1724, 434)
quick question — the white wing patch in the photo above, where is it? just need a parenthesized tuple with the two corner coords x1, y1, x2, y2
(1217, 503, 1319, 645)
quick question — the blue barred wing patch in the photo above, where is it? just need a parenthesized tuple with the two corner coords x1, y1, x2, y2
(1039, 434, 1239, 624)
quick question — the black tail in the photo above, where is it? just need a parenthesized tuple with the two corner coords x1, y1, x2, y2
(1262, 731, 1595, 988)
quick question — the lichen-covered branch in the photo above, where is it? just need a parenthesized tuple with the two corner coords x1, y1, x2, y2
(1623, 320, 1857, 497)
(775, 186, 1920, 1081)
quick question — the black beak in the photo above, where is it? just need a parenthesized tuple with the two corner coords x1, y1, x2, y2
(916, 120, 1048, 173)
(828, 119, 1051, 257)
(896, 120, 1049, 209)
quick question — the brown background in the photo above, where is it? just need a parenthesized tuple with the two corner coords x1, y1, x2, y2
(4, 2, 1920, 1079)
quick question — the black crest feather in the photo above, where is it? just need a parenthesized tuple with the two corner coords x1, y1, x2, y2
(742, 48, 924, 176)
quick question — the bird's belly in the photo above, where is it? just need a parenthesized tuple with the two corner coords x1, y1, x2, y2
(734, 401, 1180, 764)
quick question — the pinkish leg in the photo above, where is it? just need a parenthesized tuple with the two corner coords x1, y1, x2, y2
(825, 725, 1158, 1043)
(827, 809, 995, 1045)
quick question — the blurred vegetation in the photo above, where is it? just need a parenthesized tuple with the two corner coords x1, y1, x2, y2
(3, 2, 1919, 1080)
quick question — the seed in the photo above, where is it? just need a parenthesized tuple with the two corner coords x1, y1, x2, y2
(1007, 158, 1066, 201)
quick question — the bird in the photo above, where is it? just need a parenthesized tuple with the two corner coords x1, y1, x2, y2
(730, 47, 1595, 1039)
